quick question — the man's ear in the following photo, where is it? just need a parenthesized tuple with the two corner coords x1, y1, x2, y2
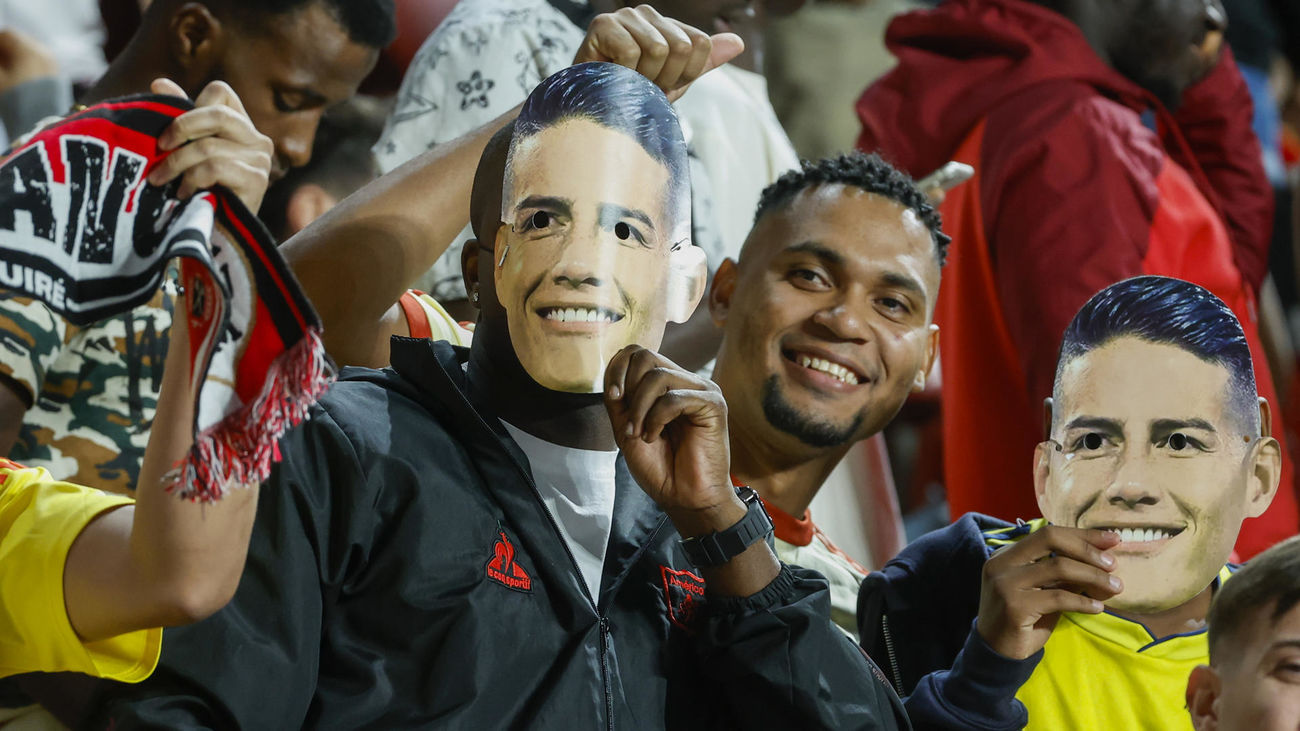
(1185, 665, 1221, 731)
(1033, 438, 1055, 518)
(708, 258, 738, 328)
(461, 238, 480, 306)
(167, 3, 225, 91)
(285, 184, 337, 237)
(912, 325, 940, 392)
(665, 244, 707, 324)
(1245, 400, 1282, 518)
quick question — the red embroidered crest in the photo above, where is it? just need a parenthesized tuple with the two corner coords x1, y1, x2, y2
(486, 530, 532, 592)
(660, 565, 706, 631)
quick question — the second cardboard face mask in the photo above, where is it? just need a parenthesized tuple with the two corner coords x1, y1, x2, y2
(495, 62, 705, 394)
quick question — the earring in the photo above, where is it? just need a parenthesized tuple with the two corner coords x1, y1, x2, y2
(470, 288, 480, 305)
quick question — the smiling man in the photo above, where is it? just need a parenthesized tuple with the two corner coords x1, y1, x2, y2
(858, 275, 1282, 729)
(709, 152, 944, 634)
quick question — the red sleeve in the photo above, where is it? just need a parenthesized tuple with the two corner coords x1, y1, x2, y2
(980, 93, 1162, 404)
(1162, 46, 1274, 290)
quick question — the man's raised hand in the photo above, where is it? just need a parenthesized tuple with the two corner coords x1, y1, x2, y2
(146, 79, 275, 214)
(575, 5, 743, 103)
(976, 525, 1122, 660)
(603, 345, 743, 537)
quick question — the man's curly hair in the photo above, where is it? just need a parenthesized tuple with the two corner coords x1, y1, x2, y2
(753, 151, 951, 267)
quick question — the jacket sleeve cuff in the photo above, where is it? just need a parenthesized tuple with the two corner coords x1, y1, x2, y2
(906, 622, 1040, 730)
(946, 624, 1040, 711)
(704, 563, 798, 617)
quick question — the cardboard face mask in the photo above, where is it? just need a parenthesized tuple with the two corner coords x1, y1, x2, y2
(495, 63, 705, 393)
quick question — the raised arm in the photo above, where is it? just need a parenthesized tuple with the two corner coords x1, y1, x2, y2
(61, 281, 257, 641)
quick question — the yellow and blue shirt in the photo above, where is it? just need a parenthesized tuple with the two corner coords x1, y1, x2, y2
(860, 513, 1228, 731)
(987, 519, 1227, 730)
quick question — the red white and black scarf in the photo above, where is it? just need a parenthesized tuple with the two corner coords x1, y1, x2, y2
(0, 94, 333, 501)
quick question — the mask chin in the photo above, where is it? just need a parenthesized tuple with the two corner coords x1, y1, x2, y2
(664, 244, 707, 323)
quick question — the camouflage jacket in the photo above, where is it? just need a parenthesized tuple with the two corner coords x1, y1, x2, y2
(0, 289, 172, 493)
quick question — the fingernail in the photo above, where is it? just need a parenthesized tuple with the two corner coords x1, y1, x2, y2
(1090, 599, 1105, 612)
(608, 385, 621, 400)
(1108, 575, 1122, 591)
(625, 422, 635, 437)
(1099, 552, 1115, 568)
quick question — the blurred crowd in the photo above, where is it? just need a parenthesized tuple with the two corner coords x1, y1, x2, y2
(0, 0, 1298, 729)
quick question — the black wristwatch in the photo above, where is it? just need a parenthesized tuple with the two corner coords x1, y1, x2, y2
(678, 486, 774, 568)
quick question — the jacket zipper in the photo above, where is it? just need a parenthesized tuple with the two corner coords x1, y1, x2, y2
(880, 613, 905, 696)
(599, 616, 614, 731)
(468, 408, 616, 727)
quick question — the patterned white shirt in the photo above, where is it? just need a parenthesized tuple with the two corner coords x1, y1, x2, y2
(373, 0, 798, 301)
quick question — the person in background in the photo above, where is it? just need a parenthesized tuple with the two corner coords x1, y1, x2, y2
(1187, 535, 1300, 730)
(855, 0, 1296, 560)
(0, 0, 394, 495)
(259, 96, 390, 241)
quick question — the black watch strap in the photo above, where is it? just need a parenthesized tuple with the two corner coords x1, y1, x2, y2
(679, 486, 774, 568)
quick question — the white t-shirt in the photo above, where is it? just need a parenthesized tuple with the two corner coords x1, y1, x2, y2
(502, 421, 618, 599)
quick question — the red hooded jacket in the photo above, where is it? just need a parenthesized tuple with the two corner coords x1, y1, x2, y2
(857, 0, 1293, 559)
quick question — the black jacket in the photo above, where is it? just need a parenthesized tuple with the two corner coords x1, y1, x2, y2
(857, 514, 1040, 731)
(94, 338, 908, 729)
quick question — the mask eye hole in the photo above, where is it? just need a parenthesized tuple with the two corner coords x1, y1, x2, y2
(614, 222, 631, 240)
(1083, 433, 1102, 450)
(530, 211, 551, 229)
(1169, 433, 1188, 450)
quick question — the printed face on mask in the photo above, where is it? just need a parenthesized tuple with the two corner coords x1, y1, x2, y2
(495, 115, 697, 393)
(1036, 337, 1268, 613)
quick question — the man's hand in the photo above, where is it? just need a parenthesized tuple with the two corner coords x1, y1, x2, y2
(976, 526, 1122, 660)
(146, 79, 275, 213)
(604, 345, 741, 536)
(0, 29, 57, 96)
(575, 5, 744, 103)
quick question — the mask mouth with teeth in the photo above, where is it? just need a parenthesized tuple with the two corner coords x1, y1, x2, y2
(493, 63, 704, 394)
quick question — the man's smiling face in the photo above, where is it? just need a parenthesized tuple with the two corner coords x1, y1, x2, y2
(1038, 337, 1259, 612)
(495, 118, 676, 392)
(711, 185, 939, 452)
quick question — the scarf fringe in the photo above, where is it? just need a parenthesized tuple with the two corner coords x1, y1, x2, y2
(168, 328, 336, 502)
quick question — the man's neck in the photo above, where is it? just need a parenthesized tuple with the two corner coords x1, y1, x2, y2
(81, 45, 171, 106)
(468, 334, 616, 451)
(725, 404, 852, 518)
(1109, 583, 1214, 639)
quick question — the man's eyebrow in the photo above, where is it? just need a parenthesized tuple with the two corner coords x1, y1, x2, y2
(1267, 638, 1300, 654)
(283, 84, 329, 107)
(516, 195, 573, 216)
(1063, 416, 1124, 435)
(1150, 418, 1218, 434)
(784, 241, 844, 267)
(879, 271, 927, 301)
(597, 203, 655, 232)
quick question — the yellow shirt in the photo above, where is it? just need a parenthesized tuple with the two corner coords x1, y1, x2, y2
(0, 459, 162, 681)
(992, 521, 1229, 730)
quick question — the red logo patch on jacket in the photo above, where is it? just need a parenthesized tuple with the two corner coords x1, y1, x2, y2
(486, 530, 532, 592)
(660, 566, 705, 631)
